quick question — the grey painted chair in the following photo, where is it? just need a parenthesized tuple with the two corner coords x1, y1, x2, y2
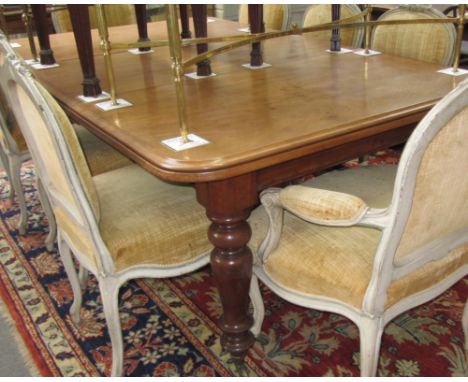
(0, 33, 131, 250)
(5, 45, 214, 377)
(248, 77, 468, 376)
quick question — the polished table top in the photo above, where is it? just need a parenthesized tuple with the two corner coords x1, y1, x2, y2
(14, 18, 463, 183)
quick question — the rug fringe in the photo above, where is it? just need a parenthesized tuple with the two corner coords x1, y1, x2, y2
(0, 299, 41, 377)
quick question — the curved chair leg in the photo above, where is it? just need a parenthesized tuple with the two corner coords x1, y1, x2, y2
(98, 276, 123, 377)
(36, 178, 57, 251)
(359, 316, 384, 377)
(57, 233, 83, 324)
(0, 149, 13, 201)
(249, 273, 265, 338)
(78, 266, 89, 290)
(9, 155, 27, 235)
(463, 299, 468, 352)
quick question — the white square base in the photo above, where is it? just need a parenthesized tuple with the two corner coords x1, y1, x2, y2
(438, 67, 468, 76)
(353, 49, 382, 57)
(207, 18, 216, 23)
(238, 27, 250, 33)
(242, 62, 272, 70)
(10, 42, 21, 48)
(95, 98, 132, 111)
(161, 134, 210, 152)
(26, 59, 59, 70)
(77, 91, 110, 103)
(128, 48, 154, 55)
(185, 72, 217, 80)
(326, 48, 353, 54)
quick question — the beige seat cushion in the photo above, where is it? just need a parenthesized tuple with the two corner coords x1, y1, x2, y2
(73, 124, 132, 176)
(302, 164, 398, 209)
(250, 205, 382, 309)
(93, 165, 212, 272)
(249, 164, 467, 310)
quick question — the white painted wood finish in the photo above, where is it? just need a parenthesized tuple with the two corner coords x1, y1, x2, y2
(1, 34, 211, 377)
(0, 35, 57, 246)
(252, 77, 468, 376)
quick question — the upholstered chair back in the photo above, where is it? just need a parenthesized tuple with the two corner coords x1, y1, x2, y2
(366, 78, 468, 312)
(52, 4, 136, 33)
(393, 109, 468, 263)
(239, 4, 289, 31)
(302, 4, 364, 48)
(4, 54, 109, 273)
(371, 5, 456, 66)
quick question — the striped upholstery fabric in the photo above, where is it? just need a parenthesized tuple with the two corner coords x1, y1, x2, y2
(371, 6, 456, 66)
(52, 4, 136, 33)
(238, 4, 289, 31)
(302, 4, 364, 48)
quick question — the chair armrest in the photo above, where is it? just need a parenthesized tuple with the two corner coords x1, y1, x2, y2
(279, 185, 368, 226)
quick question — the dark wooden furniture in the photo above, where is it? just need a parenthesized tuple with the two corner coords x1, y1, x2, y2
(31, 5, 265, 94)
(13, 18, 465, 365)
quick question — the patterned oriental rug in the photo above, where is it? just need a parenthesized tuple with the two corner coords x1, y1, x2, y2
(0, 150, 466, 377)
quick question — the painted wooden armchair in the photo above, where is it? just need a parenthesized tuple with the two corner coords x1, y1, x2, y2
(5, 49, 214, 377)
(302, 4, 364, 49)
(371, 5, 456, 66)
(248, 77, 468, 376)
(0, 33, 131, 249)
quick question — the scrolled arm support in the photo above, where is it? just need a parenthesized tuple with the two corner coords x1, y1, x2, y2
(258, 188, 284, 263)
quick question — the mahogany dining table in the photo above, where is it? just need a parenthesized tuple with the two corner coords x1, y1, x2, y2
(12, 17, 465, 365)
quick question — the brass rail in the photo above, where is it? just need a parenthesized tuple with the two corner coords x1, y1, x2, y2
(91, 4, 466, 141)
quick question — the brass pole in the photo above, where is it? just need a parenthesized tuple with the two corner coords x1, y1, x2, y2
(452, 4, 466, 73)
(95, 4, 118, 105)
(364, 4, 372, 54)
(22, 5, 38, 62)
(166, 4, 190, 143)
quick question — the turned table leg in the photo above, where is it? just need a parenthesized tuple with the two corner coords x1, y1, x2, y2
(196, 174, 257, 365)
(134, 5, 150, 52)
(31, 4, 56, 65)
(68, 5, 102, 97)
(330, 4, 341, 52)
(179, 5, 192, 39)
(248, 4, 264, 67)
(191, 4, 212, 76)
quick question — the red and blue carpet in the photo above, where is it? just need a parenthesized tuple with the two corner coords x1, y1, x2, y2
(0, 150, 466, 376)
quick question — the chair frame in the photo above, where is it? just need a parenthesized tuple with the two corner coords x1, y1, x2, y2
(4, 42, 211, 376)
(250, 77, 468, 376)
(0, 34, 55, 249)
